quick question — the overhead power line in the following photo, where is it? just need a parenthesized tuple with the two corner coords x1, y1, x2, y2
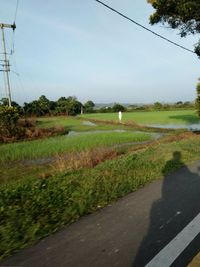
(10, 0, 19, 55)
(94, 0, 195, 55)
(14, 0, 19, 23)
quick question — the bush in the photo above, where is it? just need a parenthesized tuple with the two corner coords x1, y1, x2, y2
(0, 109, 67, 143)
(0, 106, 20, 140)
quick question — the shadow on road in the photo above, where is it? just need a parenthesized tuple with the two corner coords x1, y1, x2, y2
(133, 151, 200, 266)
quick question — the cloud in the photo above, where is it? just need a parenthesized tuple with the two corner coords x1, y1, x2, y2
(22, 8, 91, 40)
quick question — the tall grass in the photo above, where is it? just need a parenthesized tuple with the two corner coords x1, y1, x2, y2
(52, 147, 120, 173)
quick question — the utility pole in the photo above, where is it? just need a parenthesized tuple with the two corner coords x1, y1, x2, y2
(0, 23, 16, 107)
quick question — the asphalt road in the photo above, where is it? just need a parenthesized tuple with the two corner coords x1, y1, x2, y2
(1, 160, 200, 267)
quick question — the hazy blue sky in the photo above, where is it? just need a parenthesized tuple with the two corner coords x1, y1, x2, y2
(0, 0, 200, 104)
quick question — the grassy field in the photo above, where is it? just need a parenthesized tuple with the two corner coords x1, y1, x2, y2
(1, 133, 200, 259)
(37, 116, 96, 130)
(81, 110, 200, 125)
(0, 117, 153, 185)
(37, 116, 134, 131)
(0, 132, 151, 164)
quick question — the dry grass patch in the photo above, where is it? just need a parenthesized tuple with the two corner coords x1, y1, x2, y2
(52, 148, 120, 173)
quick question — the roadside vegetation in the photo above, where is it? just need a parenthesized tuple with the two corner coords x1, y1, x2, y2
(0, 132, 200, 259)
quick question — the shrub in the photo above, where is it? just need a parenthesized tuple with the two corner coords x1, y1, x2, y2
(0, 106, 20, 140)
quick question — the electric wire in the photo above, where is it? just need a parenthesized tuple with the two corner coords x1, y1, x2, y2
(10, 0, 19, 55)
(12, 53, 28, 102)
(10, 29, 15, 54)
(14, 0, 19, 24)
(10, 0, 27, 103)
(94, 0, 196, 55)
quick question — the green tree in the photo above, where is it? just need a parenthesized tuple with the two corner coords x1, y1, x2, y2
(24, 100, 42, 116)
(112, 103, 126, 112)
(0, 98, 9, 106)
(56, 96, 82, 116)
(147, 0, 200, 56)
(153, 102, 162, 110)
(37, 95, 51, 115)
(84, 100, 95, 113)
(56, 97, 68, 114)
(196, 80, 200, 116)
(24, 95, 51, 116)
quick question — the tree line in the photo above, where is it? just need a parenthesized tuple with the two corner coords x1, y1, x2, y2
(0, 96, 96, 117)
(0, 95, 197, 117)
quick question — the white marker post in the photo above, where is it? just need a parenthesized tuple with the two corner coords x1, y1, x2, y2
(119, 111, 122, 123)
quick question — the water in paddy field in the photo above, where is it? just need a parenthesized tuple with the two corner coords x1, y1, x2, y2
(82, 121, 97, 126)
(67, 129, 163, 140)
(145, 124, 200, 130)
(82, 120, 200, 130)
(68, 129, 128, 136)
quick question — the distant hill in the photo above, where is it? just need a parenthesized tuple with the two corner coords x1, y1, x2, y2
(94, 103, 135, 109)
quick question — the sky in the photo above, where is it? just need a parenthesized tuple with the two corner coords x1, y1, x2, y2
(0, 0, 200, 104)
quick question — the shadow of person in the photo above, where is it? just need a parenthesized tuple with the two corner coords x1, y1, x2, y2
(133, 151, 200, 266)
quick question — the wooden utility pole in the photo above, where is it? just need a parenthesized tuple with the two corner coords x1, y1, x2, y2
(0, 23, 16, 107)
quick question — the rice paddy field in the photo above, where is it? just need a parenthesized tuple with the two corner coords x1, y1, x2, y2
(1, 111, 200, 259)
(81, 110, 200, 126)
(1, 111, 199, 185)
(36, 116, 134, 131)
(0, 131, 152, 164)
(0, 116, 155, 185)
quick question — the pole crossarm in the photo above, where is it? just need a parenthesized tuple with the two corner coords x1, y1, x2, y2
(0, 23, 16, 31)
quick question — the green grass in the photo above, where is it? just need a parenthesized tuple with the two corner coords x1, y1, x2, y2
(0, 131, 152, 164)
(37, 116, 133, 131)
(37, 117, 87, 129)
(1, 134, 200, 259)
(81, 110, 200, 125)
(0, 163, 47, 186)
